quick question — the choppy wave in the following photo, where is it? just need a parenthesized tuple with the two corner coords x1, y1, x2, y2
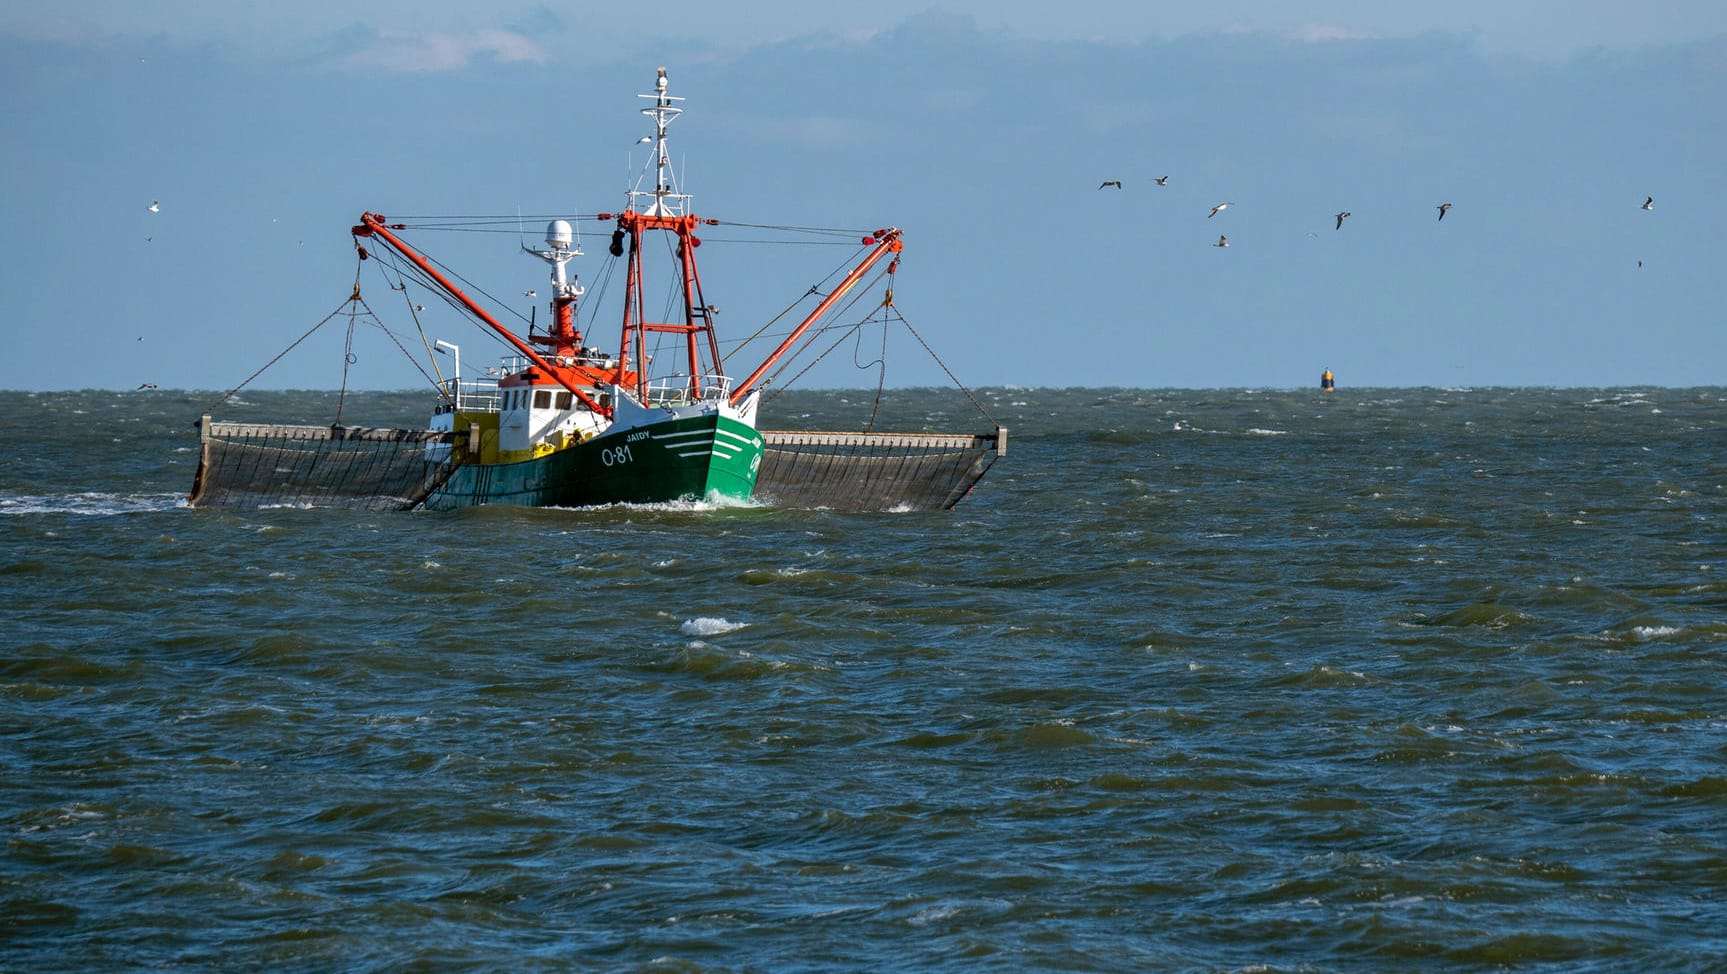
(3, 386, 1725, 971)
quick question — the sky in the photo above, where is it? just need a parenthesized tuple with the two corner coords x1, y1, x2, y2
(2, 1, 1724, 391)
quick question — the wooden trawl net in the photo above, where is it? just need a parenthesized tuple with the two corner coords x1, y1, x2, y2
(189, 419, 458, 511)
(754, 430, 1003, 511)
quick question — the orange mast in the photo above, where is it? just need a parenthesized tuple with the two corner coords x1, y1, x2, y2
(597, 67, 724, 404)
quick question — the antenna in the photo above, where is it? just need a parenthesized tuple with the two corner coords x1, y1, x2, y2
(629, 65, 689, 218)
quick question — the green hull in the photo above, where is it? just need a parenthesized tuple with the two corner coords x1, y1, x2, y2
(422, 413, 762, 510)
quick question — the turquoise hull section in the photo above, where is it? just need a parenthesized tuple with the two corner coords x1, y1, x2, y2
(422, 413, 761, 511)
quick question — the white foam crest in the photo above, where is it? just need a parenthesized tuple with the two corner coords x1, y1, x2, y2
(704, 489, 765, 510)
(681, 616, 749, 636)
(0, 492, 185, 516)
(557, 489, 764, 513)
(907, 904, 963, 927)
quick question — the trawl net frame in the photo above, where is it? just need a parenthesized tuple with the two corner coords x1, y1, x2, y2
(755, 430, 1003, 511)
(190, 419, 458, 511)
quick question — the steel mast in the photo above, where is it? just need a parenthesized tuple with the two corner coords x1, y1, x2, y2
(606, 67, 721, 402)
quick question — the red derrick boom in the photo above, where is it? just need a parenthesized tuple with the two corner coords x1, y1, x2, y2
(352, 212, 612, 416)
(355, 211, 905, 414)
(727, 228, 904, 405)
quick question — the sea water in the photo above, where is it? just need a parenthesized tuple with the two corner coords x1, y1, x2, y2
(3, 387, 1724, 971)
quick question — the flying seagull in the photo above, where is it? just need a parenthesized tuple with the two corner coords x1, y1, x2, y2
(1437, 202, 1453, 221)
(1641, 196, 1654, 210)
(1155, 176, 1169, 186)
(523, 290, 537, 297)
(136, 382, 157, 390)
(636, 136, 652, 144)
(1208, 202, 1232, 218)
(1335, 210, 1351, 230)
(147, 200, 159, 213)
(1214, 235, 1229, 248)
(1099, 180, 1122, 189)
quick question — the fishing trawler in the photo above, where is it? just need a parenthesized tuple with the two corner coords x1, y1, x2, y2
(191, 68, 1002, 512)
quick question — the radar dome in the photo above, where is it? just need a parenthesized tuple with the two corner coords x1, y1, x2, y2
(545, 220, 574, 249)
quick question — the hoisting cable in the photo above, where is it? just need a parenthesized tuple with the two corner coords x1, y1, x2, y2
(861, 303, 890, 433)
(336, 270, 450, 425)
(854, 262, 902, 432)
(336, 295, 361, 424)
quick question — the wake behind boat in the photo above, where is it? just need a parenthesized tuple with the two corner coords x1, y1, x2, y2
(189, 68, 1003, 512)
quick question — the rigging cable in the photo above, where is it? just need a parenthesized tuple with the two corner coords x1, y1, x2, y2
(396, 281, 453, 406)
(727, 244, 870, 360)
(200, 264, 370, 416)
(349, 264, 452, 391)
(893, 306, 998, 429)
(758, 265, 890, 404)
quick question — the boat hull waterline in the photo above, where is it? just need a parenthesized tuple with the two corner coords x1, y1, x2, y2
(424, 411, 763, 511)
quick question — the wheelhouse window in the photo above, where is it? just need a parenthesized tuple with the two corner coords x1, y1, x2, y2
(556, 391, 572, 410)
(534, 390, 552, 410)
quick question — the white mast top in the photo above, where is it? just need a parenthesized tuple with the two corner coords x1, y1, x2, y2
(629, 67, 689, 218)
(524, 219, 584, 302)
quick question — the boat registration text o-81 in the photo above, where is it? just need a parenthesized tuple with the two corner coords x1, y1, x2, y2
(601, 443, 635, 467)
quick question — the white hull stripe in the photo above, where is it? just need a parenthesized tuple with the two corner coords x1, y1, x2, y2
(653, 431, 717, 447)
(651, 425, 758, 460)
(715, 428, 760, 449)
